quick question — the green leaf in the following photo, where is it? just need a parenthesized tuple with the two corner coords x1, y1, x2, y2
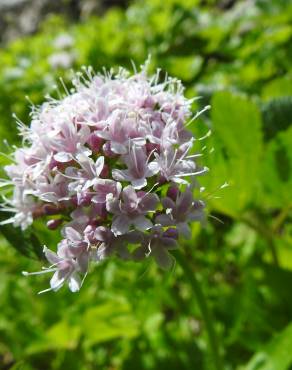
(0, 213, 43, 260)
(262, 75, 292, 101)
(202, 91, 263, 216)
(26, 321, 81, 354)
(261, 97, 292, 140)
(260, 126, 292, 208)
(244, 322, 292, 370)
(164, 56, 203, 82)
(82, 300, 139, 347)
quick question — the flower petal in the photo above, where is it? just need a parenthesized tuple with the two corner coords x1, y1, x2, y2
(132, 177, 147, 189)
(50, 271, 65, 291)
(111, 215, 130, 236)
(68, 273, 81, 292)
(154, 248, 173, 270)
(112, 169, 131, 182)
(54, 152, 72, 162)
(155, 214, 173, 226)
(132, 215, 152, 231)
(177, 222, 191, 239)
(44, 246, 60, 264)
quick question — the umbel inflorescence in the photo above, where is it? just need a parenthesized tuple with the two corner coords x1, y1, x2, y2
(1, 62, 210, 293)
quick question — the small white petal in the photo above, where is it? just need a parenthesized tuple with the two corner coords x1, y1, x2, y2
(54, 152, 72, 162)
(111, 142, 127, 154)
(50, 271, 65, 291)
(132, 178, 147, 189)
(68, 273, 81, 292)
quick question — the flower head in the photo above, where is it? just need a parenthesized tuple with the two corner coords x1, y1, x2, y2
(2, 61, 209, 292)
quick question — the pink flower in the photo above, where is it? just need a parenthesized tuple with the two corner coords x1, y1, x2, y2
(23, 246, 82, 293)
(112, 145, 158, 189)
(156, 187, 205, 239)
(133, 226, 178, 270)
(92, 179, 122, 204)
(107, 186, 159, 235)
(96, 111, 142, 154)
(93, 226, 142, 260)
(2, 62, 209, 293)
(52, 123, 91, 163)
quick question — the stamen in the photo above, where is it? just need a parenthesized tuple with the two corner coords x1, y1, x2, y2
(22, 268, 57, 276)
(186, 105, 211, 127)
(198, 129, 212, 141)
(175, 167, 209, 177)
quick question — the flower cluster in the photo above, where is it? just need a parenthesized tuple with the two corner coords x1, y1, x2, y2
(2, 63, 209, 293)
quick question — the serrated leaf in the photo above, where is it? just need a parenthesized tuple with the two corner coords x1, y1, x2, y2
(201, 91, 263, 216)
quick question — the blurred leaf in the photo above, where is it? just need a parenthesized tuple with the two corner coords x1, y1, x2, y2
(82, 300, 139, 347)
(262, 75, 292, 100)
(0, 213, 43, 260)
(244, 322, 292, 370)
(26, 321, 81, 354)
(164, 56, 203, 81)
(261, 97, 292, 140)
(260, 126, 292, 208)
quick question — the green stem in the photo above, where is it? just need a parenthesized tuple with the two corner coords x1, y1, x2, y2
(173, 250, 223, 370)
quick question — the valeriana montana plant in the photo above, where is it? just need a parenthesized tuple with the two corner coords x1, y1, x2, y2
(1, 62, 210, 294)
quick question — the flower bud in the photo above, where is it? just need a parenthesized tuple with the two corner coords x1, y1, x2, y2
(47, 219, 63, 230)
(100, 164, 109, 178)
(167, 186, 179, 201)
(43, 204, 61, 215)
(163, 228, 178, 240)
(88, 133, 103, 153)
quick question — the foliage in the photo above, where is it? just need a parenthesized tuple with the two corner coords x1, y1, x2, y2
(0, 0, 291, 369)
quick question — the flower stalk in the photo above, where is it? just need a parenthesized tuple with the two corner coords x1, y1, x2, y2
(173, 249, 223, 370)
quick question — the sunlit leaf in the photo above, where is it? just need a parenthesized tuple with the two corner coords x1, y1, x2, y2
(201, 91, 263, 216)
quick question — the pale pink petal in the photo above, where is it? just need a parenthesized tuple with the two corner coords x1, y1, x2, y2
(132, 178, 147, 189)
(64, 227, 82, 242)
(44, 247, 60, 264)
(94, 156, 105, 176)
(112, 169, 131, 182)
(111, 215, 130, 235)
(139, 193, 159, 212)
(132, 215, 152, 231)
(54, 152, 72, 162)
(161, 197, 175, 210)
(154, 248, 173, 270)
(146, 161, 160, 177)
(122, 185, 138, 204)
(177, 189, 193, 215)
(155, 214, 173, 226)
(68, 273, 81, 292)
(111, 142, 127, 154)
(50, 271, 65, 291)
(177, 222, 191, 239)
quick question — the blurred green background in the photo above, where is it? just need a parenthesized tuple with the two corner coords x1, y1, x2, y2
(0, 0, 291, 369)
